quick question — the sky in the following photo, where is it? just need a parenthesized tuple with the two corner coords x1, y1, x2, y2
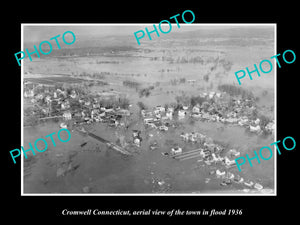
(23, 24, 202, 42)
(22, 24, 275, 46)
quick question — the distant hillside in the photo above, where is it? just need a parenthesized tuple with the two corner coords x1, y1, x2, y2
(23, 25, 274, 56)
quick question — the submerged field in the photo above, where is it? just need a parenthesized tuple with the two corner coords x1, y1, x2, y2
(23, 26, 275, 194)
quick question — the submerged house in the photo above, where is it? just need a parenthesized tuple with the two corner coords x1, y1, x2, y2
(192, 105, 200, 114)
(24, 89, 34, 98)
(178, 110, 186, 118)
(63, 111, 72, 120)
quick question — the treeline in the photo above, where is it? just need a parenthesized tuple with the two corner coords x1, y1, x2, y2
(122, 80, 140, 89)
(218, 84, 254, 99)
(77, 72, 106, 79)
(170, 78, 186, 85)
(139, 86, 155, 98)
(29, 45, 139, 58)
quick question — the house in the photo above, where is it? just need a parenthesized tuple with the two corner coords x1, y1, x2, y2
(133, 137, 142, 147)
(141, 110, 153, 117)
(24, 90, 34, 98)
(158, 125, 168, 131)
(93, 103, 100, 109)
(265, 121, 275, 133)
(192, 105, 200, 114)
(249, 125, 261, 133)
(187, 79, 196, 84)
(201, 92, 208, 98)
(132, 130, 141, 138)
(42, 108, 50, 115)
(60, 122, 68, 128)
(155, 105, 165, 113)
(166, 111, 173, 119)
(154, 109, 161, 115)
(144, 118, 154, 123)
(116, 109, 130, 116)
(35, 94, 44, 100)
(70, 90, 77, 99)
(99, 112, 106, 117)
(84, 100, 91, 106)
(171, 147, 182, 155)
(105, 108, 114, 113)
(74, 112, 82, 119)
(58, 90, 67, 98)
(192, 113, 201, 118)
(146, 123, 157, 129)
(63, 111, 72, 120)
(97, 91, 120, 101)
(155, 113, 162, 119)
(132, 130, 142, 147)
(202, 113, 211, 120)
(91, 109, 99, 118)
(182, 106, 189, 110)
(45, 95, 52, 104)
(61, 100, 70, 110)
(215, 92, 222, 98)
(178, 110, 186, 118)
(180, 133, 189, 141)
(209, 91, 215, 99)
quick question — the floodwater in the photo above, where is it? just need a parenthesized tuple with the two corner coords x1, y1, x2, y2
(23, 118, 274, 194)
(23, 26, 275, 194)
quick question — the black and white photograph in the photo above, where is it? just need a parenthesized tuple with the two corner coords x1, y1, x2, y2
(21, 24, 276, 195)
(4, 4, 299, 223)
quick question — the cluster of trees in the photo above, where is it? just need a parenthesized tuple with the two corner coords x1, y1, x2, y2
(96, 97, 130, 109)
(77, 71, 107, 79)
(219, 59, 233, 72)
(203, 74, 209, 82)
(139, 86, 154, 98)
(170, 78, 186, 85)
(218, 84, 254, 99)
(168, 56, 204, 64)
(122, 80, 140, 89)
(95, 60, 119, 64)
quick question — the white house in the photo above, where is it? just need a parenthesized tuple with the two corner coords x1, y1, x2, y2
(155, 106, 165, 113)
(84, 101, 91, 106)
(45, 95, 52, 104)
(215, 92, 222, 98)
(93, 103, 100, 109)
(166, 111, 173, 119)
(171, 147, 182, 155)
(63, 111, 72, 120)
(70, 90, 77, 99)
(167, 107, 174, 113)
(61, 101, 70, 110)
(24, 90, 34, 98)
(182, 106, 189, 110)
(249, 125, 261, 133)
(178, 110, 186, 118)
(209, 91, 215, 99)
(192, 105, 200, 114)
(60, 122, 68, 128)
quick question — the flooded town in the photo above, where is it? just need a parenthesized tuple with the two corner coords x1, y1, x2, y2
(22, 25, 275, 194)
